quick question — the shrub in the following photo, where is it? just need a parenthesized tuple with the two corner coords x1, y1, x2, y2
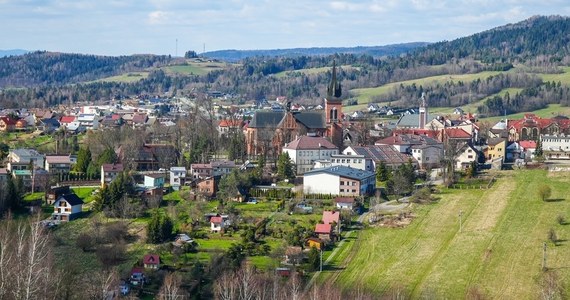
(557, 215, 566, 225)
(538, 185, 552, 201)
(548, 228, 558, 245)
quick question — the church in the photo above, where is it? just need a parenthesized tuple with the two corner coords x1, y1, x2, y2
(245, 62, 344, 159)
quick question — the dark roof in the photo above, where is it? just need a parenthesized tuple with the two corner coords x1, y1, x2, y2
(349, 145, 412, 165)
(488, 138, 506, 146)
(41, 118, 60, 127)
(293, 111, 326, 129)
(248, 111, 285, 128)
(58, 193, 84, 206)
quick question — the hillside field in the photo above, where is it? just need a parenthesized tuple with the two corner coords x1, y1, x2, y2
(320, 170, 570, 299)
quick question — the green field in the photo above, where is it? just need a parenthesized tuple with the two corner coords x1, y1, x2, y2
(480, 103, 570, 123)
(323, 170, 570, 299)
(348, 71, 505, 106)
(93, 72, 149, 83)
(164, 61, 228, 76)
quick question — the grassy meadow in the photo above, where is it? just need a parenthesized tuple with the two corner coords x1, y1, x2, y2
(321, 170, 570, 299)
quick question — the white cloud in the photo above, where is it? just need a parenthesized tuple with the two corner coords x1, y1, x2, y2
(148, 10, 170, 25)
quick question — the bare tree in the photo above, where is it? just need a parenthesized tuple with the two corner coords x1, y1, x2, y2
(80, 268, 119, 300)
(158, 272, 187, 300)
(215, 271, 237, 300)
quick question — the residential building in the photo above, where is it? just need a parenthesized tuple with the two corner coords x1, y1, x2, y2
(52, 193, 84, 221)
(37, 118, 60, 133)
(46, 186, 71, 205)
(210, 216, 226, 233)
(486, 138, 507, 161)
(303, 166, 376, 196)
(77, 114, 99, 130)
(144, 174, 165, 188)
(101, 163, 123, 187)
(217, 119, 243, 136)
(343, 145, 413, 169)
(7, 148, 45, 171)
(455, 143, 479, 169)
(282, 135, 338, 174)
(191, 160, 236, 180)
(0, 116, 17, 132)
(327, 154, 373, 171)
(143, 254, 160, 269)
(169, 167, 187, 190)
(410, 144, 443, 170)
(196, 176, 218, 198)
(45, 155, 72, 174)
(542, 134, 570, 159)
(322, 210, 340, 225)
(314, 223, 333, 241)
(335, 197, 355, 210)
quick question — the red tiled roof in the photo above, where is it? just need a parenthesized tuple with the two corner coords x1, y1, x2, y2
(315, 223, 332, 234)
(444, 128, 471, 139)
(59, 116, 76, 124)
(218, 119, 243, 127)
(519, 140, 537, 149)
(322, 211, 340, 224)
(210, 216, 223, 224)
(0, 116, 18, 126)
(143, 254, 160, 265)
(284, 135, 337, 150)
(508, 114, 570, 131)
(131, 267, 144, 275)
(102, 163, 123, 172)
(335, 197, 355, 204)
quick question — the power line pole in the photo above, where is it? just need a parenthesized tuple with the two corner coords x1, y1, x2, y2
(459, 210, 463, 233)
(542, 242, 547, 270)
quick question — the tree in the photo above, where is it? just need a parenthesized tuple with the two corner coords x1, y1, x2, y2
(158, 272, 187, 300)
(538, 185, 552, 202)
(147, 211, 174, 244)
(184, 50, 198, 59)
(376, 161, 390, 182)
(74, 147, 92, 173)
(307, 247, 320, 272)
(277, 152, 295, 180)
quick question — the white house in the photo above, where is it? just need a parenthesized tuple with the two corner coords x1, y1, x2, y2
(169, 167, 187, 190)
(303, 166, 376, 196)
(410, 144, 443, 170)
(455, 143, 478, 169)
(542, 134, 570, 159)
(335, 197, 355, 210)
(282, 135, 338, 175)
(144, 174, 165, 188)
(52, 193, 84, 221)
(45, 155, 72, 174)
(210, 215, 230, 233)
(328, 154, 374, 172)
(101, 163, 123, 187)
(7, 148, 45, 171)
(77, 114, 99, 130)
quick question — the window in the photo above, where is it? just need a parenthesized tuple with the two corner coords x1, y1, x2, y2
(340, 181, 344, 185)
(352, 182, 356, 186)
(352, 189, 356, 193)
(426, 157, 429, 161)
(468, 155, 473, 159)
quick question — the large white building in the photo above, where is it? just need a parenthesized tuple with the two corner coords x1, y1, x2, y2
(283, 135, 338, 175)
(7, 148, 45, 171)
(542, 134, 570, 159)
(303, 165, 376, 196)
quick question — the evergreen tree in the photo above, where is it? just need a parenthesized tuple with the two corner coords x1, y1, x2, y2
(277, 152, 295, 180)
(376, 161, 390, 182)
(74, 147, 92, 173)
(535, 139, 543, 158)
(147, 211, 174, 244)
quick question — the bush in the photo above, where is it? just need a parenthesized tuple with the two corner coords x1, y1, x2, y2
(76, 232, 95, 252)
(557, 215, 566, 225)
(538, 185, 552, 202)
(548, 228, 558, 245)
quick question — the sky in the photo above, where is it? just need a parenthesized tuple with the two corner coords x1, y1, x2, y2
(1, 0, 569, 56)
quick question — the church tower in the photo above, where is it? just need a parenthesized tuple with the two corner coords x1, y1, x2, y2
(325, 60, 343, 124)
(325, 60, 343, 149)
(419, 92, 428, 129)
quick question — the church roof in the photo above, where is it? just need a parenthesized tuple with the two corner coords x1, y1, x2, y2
(248, 111, 285, 128)
(396, 113, 438, 128)
(292, 111, 325, 129)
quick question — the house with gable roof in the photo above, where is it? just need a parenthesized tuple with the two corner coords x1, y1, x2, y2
(52, 193, 84, 221)
(282, 135, 338, 175)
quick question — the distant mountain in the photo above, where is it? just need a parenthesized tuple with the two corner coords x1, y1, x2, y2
(413, 15, 570, 64)
(202, 42, 430, 62)
(0, 49, 29, 57)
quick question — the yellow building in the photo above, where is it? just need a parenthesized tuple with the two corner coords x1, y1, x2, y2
(486, 138, 506, 161)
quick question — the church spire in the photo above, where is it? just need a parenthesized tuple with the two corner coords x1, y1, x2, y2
(327, 60, 342, 99)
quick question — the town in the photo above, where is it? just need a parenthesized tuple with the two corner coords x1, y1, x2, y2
(1, 57, 570, 298)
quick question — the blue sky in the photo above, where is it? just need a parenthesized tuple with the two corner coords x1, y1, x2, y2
(1, 0, 569, 56)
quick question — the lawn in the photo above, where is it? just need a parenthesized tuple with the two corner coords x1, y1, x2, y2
(92, 72, 149, 83)
(323, 170, 570, 299)
(164, 61, 228, 76)
(274, 65, 359, 79)
(348, 71, 505, 106)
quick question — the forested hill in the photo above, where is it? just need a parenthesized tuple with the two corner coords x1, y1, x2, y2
(0, 51, 172, 88)
(202, 42, 430, 62)
(412, 15, 570, 64)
